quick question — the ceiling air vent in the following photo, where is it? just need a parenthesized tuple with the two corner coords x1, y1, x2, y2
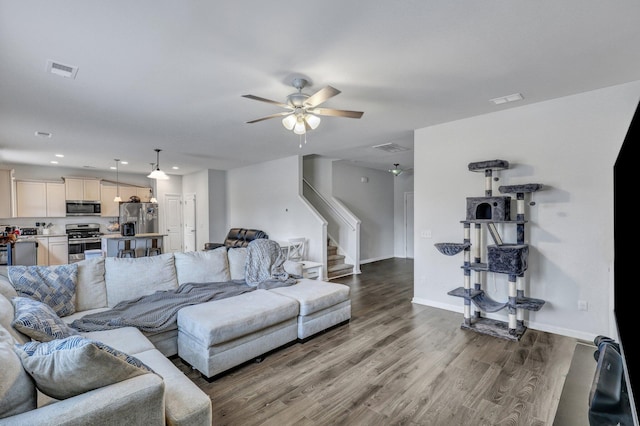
(46, 60, 79, 79)
(371, 143, 411, 153)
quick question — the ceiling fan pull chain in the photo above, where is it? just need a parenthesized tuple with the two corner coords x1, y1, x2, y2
(299, 134, 303, 149)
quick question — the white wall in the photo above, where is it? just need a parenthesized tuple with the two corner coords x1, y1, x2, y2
(413, 80, 640, 341)
(207, 169, 227, 242)
(333, 161, 395, 263)
(227, 155, 326, 263)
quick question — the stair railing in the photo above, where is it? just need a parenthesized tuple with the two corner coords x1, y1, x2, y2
(303, 178, 361, 275)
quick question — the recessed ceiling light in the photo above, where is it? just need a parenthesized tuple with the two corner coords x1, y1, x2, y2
(121, 161, 128, 165)
(55, 154, 64, 158)
(110, 166, 116, 170)
(50, 161, 58, 164)
(35, 131, 52, 138)
(172, 166, 179, 170)
(489, 93, 524, 105)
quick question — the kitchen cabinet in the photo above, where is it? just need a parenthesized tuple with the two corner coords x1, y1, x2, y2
(100, 184, 120, 217)
(48, 236, 69, 265)
(0, 169, 15, 219)
(46, 183, 66, 217)
(15, 181, 66, 218)
(119, 186, 152, 203)
(36, 235, 68, 266)
(65, 177, 101, 201)
(101, 184, 152, 217)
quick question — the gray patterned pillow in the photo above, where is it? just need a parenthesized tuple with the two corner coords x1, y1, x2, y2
(11, 297, 79, 342)
(14, 336, 154, 400)
(8, 264, 78, 317)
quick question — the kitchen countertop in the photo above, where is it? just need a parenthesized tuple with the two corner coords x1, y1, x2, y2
(101, 233, 167, 239)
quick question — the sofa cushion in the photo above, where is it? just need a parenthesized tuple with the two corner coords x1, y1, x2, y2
(11, 297, 79, 342)
(8, 264, 78, 317)
(0, 295, 29, 344)
(174, 248, 231, 285)
(0, 276, 17, 300)
(75, 257, 107, 311)
(227, 247, 247, 280)
(0, 324, 36, 419)
(14, 336, 155, 400)
(105, 253, 178, 307)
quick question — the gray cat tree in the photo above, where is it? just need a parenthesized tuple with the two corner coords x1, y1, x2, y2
(435, 159, 545, 341)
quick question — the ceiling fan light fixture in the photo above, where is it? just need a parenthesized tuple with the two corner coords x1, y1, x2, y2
(305, 113, 321, 130)
(282, 114, 296, 130)
(389, 163, 404, 177)
(293, 117, 307, 135)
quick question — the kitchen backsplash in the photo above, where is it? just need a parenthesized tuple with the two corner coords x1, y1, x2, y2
(1, 216, 122, 236)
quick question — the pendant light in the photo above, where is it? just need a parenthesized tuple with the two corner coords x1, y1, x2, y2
(113, 159, 122, 202)
(148, 163, 158, 203)
(147, 148, 169, 180)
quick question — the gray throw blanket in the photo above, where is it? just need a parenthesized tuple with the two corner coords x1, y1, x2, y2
(70, 281, 255, 333)
(245, 239, 297, 289)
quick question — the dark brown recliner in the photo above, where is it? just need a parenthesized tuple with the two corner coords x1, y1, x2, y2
(204, 228, 269, 250)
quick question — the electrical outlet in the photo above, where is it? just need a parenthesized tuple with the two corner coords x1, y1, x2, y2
(578, 300, 588, 311)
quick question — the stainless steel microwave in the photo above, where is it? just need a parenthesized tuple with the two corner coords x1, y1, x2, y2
(66, 201, 101, 216)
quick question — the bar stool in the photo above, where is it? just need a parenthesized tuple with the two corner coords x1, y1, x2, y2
(117, 239, 136, 258)
(145, 237, 162, 256)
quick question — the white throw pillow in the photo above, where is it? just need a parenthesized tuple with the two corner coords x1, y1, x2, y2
(174, 248, 231, 285)
(104, 253, 178, 307)
(227, 247, 247, 280)
(283, 260, 303, 277)
(75, 257, 107, 311)
(0, 325, 36, 418)
(14, 336, 154, 400)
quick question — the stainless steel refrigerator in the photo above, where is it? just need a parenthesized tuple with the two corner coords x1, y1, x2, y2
(119, 202, 159, 234)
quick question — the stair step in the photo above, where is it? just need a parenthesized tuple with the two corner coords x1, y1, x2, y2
(327, 254, 345, 267)
(327, 246, 338, 256)
(327, 263, 354, 279)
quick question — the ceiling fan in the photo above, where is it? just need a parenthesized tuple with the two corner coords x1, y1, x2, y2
(242, 78, 364, 135)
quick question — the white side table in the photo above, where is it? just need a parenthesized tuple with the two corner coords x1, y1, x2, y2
(300, 261, 323, 280)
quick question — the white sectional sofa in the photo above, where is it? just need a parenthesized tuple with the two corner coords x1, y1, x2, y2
(0, 244, 351, 425)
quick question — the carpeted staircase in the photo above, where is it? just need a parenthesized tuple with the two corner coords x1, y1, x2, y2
(327, 240, 354, 280)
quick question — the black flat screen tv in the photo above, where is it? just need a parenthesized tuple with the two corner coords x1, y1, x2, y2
(613, 98, 640, 425)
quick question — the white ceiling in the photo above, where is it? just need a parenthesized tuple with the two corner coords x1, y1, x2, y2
(1, 1, 639, 176)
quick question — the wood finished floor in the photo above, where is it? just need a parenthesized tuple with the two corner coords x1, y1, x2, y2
(172, 258, 577, 426)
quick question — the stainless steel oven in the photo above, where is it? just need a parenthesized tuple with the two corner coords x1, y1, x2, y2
(66, 223, 103, 263)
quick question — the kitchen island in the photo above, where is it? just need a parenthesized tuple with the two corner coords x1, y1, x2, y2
(101, 233, 167, 258)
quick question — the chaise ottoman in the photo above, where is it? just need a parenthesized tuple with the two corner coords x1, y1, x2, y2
(270, 278, 351, 341)
(177, 289, 299, 379)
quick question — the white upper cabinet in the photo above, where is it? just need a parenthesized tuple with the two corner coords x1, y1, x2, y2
(65, 178, 101, 201)
(15, 181, 66, 218)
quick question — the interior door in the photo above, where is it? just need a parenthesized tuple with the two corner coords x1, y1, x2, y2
(164, 193, 183, 253)
(183, 193, 196, 252)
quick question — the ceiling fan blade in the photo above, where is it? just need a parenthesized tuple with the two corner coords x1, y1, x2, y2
(242, 94, 291, 109)
(310, 108, 364, 119)
(246, 111, 292, 124)
(304, 86, 341, 107)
